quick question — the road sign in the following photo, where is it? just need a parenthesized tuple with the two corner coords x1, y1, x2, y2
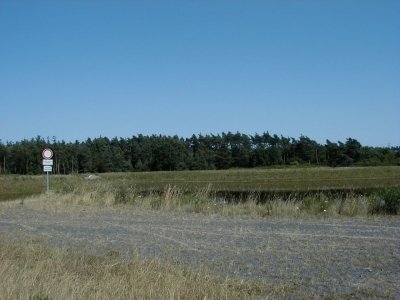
(43, 159, 53, 166)
(43, 166, 52, 172)
(42, 148, 53, 159)
(42, 149, 53, 193)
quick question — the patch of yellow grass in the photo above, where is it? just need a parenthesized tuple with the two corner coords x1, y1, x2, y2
(0, 234, 268, 300)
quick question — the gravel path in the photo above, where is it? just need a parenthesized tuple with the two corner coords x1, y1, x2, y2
(1, 204, 399, 299)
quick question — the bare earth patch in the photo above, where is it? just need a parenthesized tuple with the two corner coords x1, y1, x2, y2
(1, 199, 399, 299)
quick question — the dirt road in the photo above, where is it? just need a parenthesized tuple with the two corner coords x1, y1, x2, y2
(1, 203, 399, 299)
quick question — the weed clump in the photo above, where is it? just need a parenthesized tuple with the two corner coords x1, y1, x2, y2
(114, 183, 136, 205)
(114, 186, 130, 204)
(301, 194, 331, 214)
(162, 185, 183, 209)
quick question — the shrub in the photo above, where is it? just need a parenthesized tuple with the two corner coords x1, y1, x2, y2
(369, 188, 400, 215)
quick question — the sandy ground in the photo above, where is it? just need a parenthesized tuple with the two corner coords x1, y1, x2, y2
(1, 202, 399, 299)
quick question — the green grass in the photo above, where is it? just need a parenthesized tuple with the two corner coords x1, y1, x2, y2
(0, 175, 44, 201)
(1, 166, 399, 198)
(51, 166, 400, 193)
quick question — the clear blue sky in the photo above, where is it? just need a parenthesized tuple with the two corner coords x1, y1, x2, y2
(1, 1, 399, 147)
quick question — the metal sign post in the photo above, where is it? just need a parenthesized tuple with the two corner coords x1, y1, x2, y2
(42, 148, 54, 193)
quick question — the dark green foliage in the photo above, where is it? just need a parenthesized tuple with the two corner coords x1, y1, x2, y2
(215, 144, 231, 169)
(0, 134, 398, 175)
(369, 188, 400, 215)
(325, 138, 365, 167)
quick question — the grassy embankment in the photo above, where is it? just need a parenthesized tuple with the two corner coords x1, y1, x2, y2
(2, 166, 399, 217)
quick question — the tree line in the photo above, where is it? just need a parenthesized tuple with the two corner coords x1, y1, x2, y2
(0, 132, 399, 175)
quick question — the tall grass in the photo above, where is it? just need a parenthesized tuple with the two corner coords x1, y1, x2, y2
(0, 234, 269, 300)
(28, 178, 398, 217)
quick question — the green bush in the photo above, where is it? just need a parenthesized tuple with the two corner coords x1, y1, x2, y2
(301, 194, 331, 214)
(369, 188, 400, 215)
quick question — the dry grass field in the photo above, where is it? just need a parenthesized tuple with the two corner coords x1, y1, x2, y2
(0, 233, 268, 300)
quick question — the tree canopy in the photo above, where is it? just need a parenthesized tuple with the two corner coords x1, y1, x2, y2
(0, 133, 398, 174)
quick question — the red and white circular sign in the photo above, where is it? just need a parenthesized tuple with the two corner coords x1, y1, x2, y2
(42, 148, 54, 159)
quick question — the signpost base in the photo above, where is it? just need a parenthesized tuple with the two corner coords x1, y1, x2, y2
(46, 171, 49, 193)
